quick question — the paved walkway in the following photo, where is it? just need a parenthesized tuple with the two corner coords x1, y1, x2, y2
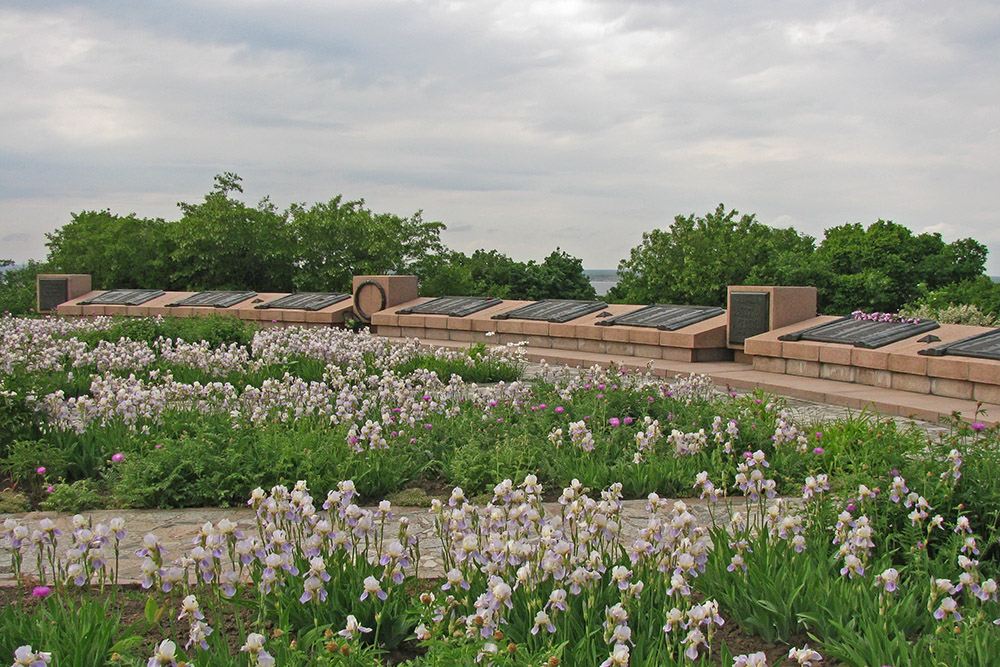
(1, 363, 949, 587)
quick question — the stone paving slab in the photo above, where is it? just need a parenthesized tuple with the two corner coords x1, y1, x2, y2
(2, 498, 743, 585)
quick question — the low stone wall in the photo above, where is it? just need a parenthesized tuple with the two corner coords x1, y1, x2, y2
(53, 290, 354, 327)
(744, 317, 1000, 404)
(371, 298, 732, 363)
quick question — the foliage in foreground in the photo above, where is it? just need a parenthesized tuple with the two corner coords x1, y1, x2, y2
(4, 423, 1000, 667)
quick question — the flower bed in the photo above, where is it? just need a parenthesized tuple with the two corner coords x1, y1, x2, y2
(3, 314, 1000, 665)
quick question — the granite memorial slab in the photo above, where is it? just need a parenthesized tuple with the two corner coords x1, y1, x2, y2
(255, 293, 350, 311)
(729, 292, 770, 345)
(491, 299, 608, 323)
(37, 277, 69, 312)
(79, 289, 166, 306)
(166, 291, 257, 308)
(919, 328, 1000, 361)
(596, 304, 725, 330)
(779, 317, 940, 349)
(397, 296, 503, 317)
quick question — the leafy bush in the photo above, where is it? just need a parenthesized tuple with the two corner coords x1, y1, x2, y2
(900, 302, 999, 326)
(39, 479, 106, 512)
(73, 314, 259, 348)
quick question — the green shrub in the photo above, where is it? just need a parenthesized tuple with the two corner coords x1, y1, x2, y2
(39, 479, 106, 512)
(73, 313, 259, 348)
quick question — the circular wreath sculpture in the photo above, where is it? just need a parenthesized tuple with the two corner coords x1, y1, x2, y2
(352, 280, 387, 322)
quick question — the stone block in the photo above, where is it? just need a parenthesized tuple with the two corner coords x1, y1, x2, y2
(818, 345, 853, 366)
(820, 363, 856, 383)
(891, 372, 932, 394)
(447, 316, 473, 331)
(662, 347, 696, 362)
(448, 329, 474, 343)
(422, 314, 450, 331)
(520, 334, 552, 348)
(37, 274, 92, 312)
(851, 348, 889, 370)
(974, 383, 1000, 404)
(420, 328, 450, 342)
(280, 309, 307, 323)
(396, 314, 426, 328)
(522, 320, 550, 336)
(782, 341, 820, 361)
(606, 342, 634, 356)
(80, 304, 108, 317)
(726, 285, 817, 348)
(969, 360, 1000, 385)
(574, 324, 606, 341)
(629, 328, 661, 346)
(551, 336, 580, 351)
(601, 326, 631, 343)
(633, 343, 664, 360)
(471, 318, 498, 333)
(785, 359, 820, 378)
(931, 377, 974, 400)
(752, 356, 786, 374)
(925, 356, 970, 381)
(855, 368, 892, 389)
(579, 339, 606, 354)
(304, 311, 337, 325)
(496, 320, 524, 335)
(743, 337, 782, 357)
(399, 326, 425, 339)
(352, 275, 419, 321)
(56, 303, 83, 316)
(887, 352, 927, 376)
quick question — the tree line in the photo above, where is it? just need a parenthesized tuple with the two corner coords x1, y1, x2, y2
(2, 175, 997, 319)
(608, 203, 995, 316)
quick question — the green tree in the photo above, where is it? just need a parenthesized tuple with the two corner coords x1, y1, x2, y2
(0, 260, 51, 315)
(170, 173, 297, 291)
(813, 220, 987, 313)
(290, 196, 446, 292)
(609, 204, 816, 306)
(525, 249, 597, 300)
(44, 210, 172, 289)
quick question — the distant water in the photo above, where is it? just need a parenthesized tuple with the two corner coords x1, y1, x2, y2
(590, 280, 620, 296)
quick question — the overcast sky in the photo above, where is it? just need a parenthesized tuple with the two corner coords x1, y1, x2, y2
(2, 1, 999, 274)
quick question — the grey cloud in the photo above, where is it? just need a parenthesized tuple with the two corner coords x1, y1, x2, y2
(0, 1, 998, 272)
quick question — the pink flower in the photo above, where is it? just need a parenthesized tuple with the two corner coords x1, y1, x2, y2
(609, 418, 620, 427)
(36, 466, 46, 475)
(555, 406, 565, 413)
(45, 486, 55, 493)
(32, 586, 52, 598)
(111, 453, 125, 463)
(813, 447, 824, 455)
(971, 422, 986, 432)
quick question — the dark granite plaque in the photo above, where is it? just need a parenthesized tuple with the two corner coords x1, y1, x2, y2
(919, 328, 1000, 361)
(166, 291, 257, 308)
(255, 293, 350, 311)
(38, 278, 68, 311)
(729, 292, 770, 345)
(779, 317, 939, 349)
(79, 289, 165, 306)
(397, 296, 503, 317)
(492, 299, 608, 323)
(596, 304, 725, 330)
